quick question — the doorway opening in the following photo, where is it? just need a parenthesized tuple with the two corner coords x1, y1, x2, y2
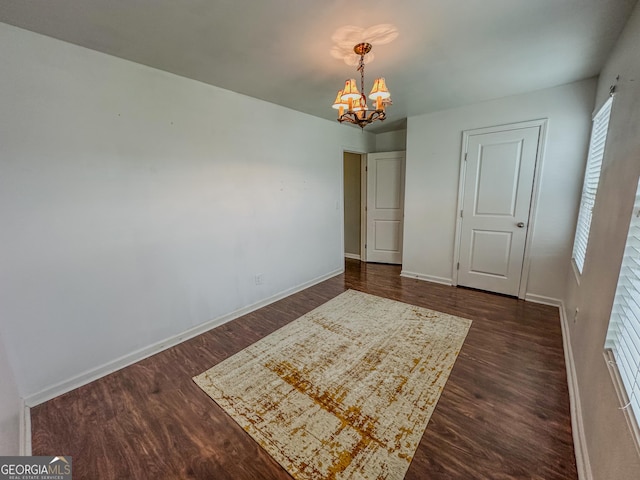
(365, 151, 406, 264)
(343, 152, 366, 261)
(343, 150, 407, 265)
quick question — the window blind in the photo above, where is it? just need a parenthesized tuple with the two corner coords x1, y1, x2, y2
(572, 97, 613, 274)
(606, 178, 640, 438)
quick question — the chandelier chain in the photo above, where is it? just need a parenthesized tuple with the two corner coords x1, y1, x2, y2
(358, 52, 366, 106)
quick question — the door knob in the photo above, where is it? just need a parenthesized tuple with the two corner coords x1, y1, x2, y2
(516, 222, 525, 228)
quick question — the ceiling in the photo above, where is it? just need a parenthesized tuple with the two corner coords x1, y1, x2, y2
(0, 0, 637, 133)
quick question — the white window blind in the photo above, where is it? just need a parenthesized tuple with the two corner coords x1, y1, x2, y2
(572, 97, 613, 274)
(606, 178, 640, 441)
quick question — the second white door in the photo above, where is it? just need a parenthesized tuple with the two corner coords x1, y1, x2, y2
(366, 151, 405, 264)
(457, 125, 540, 296)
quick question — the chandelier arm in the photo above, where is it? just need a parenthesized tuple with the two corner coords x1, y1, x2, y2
(337, 109, 387, 128)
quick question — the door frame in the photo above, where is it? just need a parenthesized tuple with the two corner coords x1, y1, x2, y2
(341, 149, 368, 262)
(361, 153, 367, 261)
(452, 119, 548, 299)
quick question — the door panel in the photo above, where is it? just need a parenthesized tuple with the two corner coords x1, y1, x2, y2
(469, 230, 512, 277)
(366, 152, 405, 264)
(374, 220, 401, 252)
(457, 126, 539, 296)
(375, 159, 402, 209)
(475, 142, 521, 216)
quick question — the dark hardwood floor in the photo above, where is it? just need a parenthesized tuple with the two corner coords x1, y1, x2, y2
(31, 259, 577, 479)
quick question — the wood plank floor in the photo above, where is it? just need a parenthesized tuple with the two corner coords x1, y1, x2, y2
(31, 259, 577, 479)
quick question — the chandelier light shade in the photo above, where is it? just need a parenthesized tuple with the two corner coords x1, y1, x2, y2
(332, 43, 391, 128)
(351, 97, 366, 112)
(332, 90, 349, 117)
(341, 79, 361, 100)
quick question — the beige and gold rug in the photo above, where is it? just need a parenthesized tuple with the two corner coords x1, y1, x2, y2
(193, 290, 471, 480)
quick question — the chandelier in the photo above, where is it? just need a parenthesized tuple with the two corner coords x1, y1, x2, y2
(332, 43, 391, 129)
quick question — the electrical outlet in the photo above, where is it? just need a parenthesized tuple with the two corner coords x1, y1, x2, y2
(574, 308, 579, 323)
(255, 273, 264, 285)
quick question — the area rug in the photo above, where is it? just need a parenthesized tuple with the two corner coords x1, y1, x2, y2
(193, 289, 471, 480)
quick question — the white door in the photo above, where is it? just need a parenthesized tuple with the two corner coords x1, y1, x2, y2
(366, 151, 406, 264)
(457, 126, 540, 296)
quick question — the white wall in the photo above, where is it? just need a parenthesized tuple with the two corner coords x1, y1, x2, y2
(0, 23, 374, 400)
(0, 331, 20, 455)
(403, 79, 596, 300)
(564, 3, 640, 478)
(375, 130, 407, 152)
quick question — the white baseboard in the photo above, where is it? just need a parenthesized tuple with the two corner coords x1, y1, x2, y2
(524, 293, 563, 307)
(19, 399, 31, 456)
(344, 253, 361, 260)
(400, 270, 453, 286)
(559, 302, 593, 480)
(24, 268, 343, 407)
